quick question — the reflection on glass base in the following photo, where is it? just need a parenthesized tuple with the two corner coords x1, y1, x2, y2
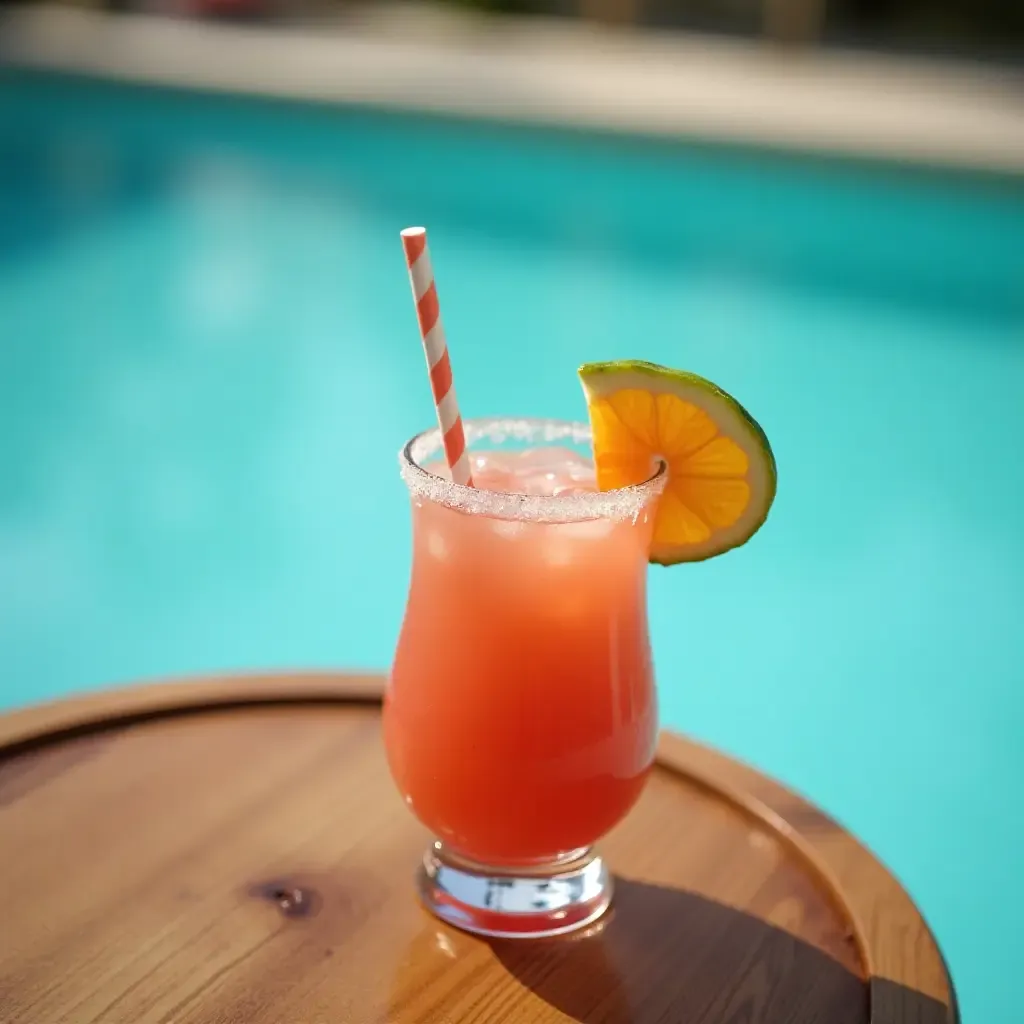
(416, 841, 612, 939)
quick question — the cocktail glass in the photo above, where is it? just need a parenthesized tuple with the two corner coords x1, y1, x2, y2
(385, 417, 666, 938)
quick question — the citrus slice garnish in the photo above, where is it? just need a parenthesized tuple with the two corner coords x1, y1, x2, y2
(579, 360, 777, 565)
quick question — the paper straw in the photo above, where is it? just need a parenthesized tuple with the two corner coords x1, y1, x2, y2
(401, 227, 474, 487)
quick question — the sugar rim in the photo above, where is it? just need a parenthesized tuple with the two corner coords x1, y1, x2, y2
(399, 417, 667, 523)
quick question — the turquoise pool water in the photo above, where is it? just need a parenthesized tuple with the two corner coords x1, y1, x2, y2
(2, 70, 1023, 1021)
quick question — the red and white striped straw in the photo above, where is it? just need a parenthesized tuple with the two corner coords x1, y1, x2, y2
(401, 226, 474, 487)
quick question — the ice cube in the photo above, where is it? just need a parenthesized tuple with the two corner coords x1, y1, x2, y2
(469, 452, 494, 476)
(564, 518, 616, 541)
(460, 448, 597, 498)
(517, 471, 561, 496)
(566, 462, 597, 484)
(540, 544, 573, 569)
(491, 519, 525, 540)
(516, 447, 592, 473)
(427, 531, 449, 560)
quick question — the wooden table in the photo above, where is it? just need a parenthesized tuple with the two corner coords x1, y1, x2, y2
(0, 672, 956, 1023)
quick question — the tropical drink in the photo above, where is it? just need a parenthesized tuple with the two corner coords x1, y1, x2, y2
(386, 423, 664, 870)
(391, 228, 776, 938)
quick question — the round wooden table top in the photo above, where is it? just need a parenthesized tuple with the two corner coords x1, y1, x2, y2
(0, 672, 955, 1024)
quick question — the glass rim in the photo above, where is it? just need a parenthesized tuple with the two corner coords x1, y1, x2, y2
(399, 416, 667, 523)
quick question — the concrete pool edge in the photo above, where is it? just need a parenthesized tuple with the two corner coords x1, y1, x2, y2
(2, 3, 1023, 176)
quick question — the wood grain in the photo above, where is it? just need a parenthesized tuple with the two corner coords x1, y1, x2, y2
(0, 672, 956, 1024)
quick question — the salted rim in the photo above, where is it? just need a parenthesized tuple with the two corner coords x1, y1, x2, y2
(399, 417, 667, 523)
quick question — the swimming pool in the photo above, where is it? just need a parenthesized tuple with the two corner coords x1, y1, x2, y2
(2, 69, 1022, 1021)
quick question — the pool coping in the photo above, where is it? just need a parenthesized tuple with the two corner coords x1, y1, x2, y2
(2, 3, 1024, 175)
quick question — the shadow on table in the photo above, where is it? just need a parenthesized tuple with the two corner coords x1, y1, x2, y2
(490, 879, 952, 1024)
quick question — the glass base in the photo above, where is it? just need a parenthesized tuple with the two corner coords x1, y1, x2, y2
(416, 841, 612, 939)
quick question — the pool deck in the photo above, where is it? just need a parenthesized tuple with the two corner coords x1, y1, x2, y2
(2, 2, 1023, 175)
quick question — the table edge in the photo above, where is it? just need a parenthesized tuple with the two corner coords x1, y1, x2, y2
(0, 670, 956, 1021)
